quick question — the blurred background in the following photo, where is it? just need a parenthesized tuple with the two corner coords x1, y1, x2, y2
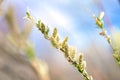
(0, 0, 120, 80)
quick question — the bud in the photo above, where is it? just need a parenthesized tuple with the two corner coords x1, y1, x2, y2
(107, 35, 111, 44)
(41, 23, 45, 33)
(56, 35, 60, 43)
(26, 11, 31, 19)
(44, 26, 49, 39)
(64, 44, 70, 57)
(79, 53, 84, 64)
(62, 36, 69, 48)
(53, 28, 58, 38)
(36, 20, 41, 28)
(50, 37, 59, 49)
(70, 47, 77, 59)
(82, 61, 86, 69)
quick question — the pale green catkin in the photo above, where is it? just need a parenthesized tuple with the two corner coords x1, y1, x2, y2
(26, 11, 93, 80)
(94, 12, 120, 65)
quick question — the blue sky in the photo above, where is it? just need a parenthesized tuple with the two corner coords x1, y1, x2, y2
(28, 0, 119, 44)
(6, 0, 120, 51)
